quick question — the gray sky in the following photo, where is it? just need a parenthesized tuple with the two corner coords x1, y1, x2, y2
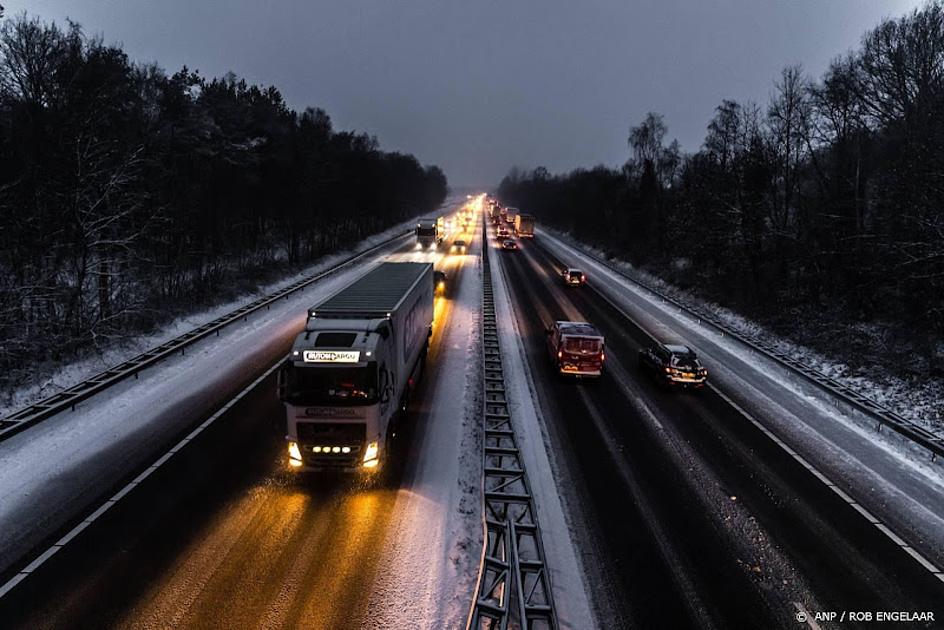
(8, 0, 925, 187)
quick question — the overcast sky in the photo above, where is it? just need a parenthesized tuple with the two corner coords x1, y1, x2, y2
(8, 0, 925, 187)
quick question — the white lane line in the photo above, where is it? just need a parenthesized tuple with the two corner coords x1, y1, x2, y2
(711, 384, 944, 585)
(0, 361, 284, 601)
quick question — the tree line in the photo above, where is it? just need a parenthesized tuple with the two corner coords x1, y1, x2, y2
(0, 13, 447, 396)
(498, 2, 944, 370)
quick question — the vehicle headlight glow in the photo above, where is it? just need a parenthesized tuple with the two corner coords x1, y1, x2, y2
(288, 441, 302, 461)
(363, 441, 379, 463)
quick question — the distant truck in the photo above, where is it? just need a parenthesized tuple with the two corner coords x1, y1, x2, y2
(416, 218, 438, 249)
(490, 205, 501, 223)
(278, 262, 434, 472)
(515, 213, 535, 238)
(505, 206, 519, 225)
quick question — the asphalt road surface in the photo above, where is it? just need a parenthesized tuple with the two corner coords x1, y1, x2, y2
(493, 227, 943, 629)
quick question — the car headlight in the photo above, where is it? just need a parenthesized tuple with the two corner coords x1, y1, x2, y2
(288, 441, 302, 461)
(363, 441, 379, 463)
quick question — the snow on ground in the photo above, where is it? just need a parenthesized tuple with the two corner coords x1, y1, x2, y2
(488, 237, 597, 629)
(0, 197, 466, 577)
(0, 219, 410, 420)
(547, 229, 944, 436)
(361, 214, 483, 628)
(538, 229, 944, 568)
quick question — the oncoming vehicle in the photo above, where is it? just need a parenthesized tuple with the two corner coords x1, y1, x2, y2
(451, 239, 467, 253)
(638, 343, 708, 389)
(562, 268, 586, 286)
(416, 218, 438, 249)
(545, 321, 605, 378)
(278, 262, 434, 472)
(501, 239, 518, 251)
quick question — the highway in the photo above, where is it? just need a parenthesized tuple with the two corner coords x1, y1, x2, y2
(0, 212, 483, 629)
(2, 203, 942, 630)
(491, 225, 944, 628)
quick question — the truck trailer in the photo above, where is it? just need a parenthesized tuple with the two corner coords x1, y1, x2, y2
(515, 213, 535, 238)
(505, 206, 519, 225)
(278, 262, 434, 472)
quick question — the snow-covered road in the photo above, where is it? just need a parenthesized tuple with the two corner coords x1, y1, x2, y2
(0, 207, 458, 580)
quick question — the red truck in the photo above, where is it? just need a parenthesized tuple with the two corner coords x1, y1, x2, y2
(545, 321, 605, 378)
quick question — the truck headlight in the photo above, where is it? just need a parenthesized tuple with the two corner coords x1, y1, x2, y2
(288, 441, 302, 463)
(363, 441, 379, 464)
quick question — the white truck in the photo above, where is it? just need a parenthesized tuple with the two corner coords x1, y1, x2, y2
(505, 206, 519, 225)
(416, 218, 438, 249)
(278, 262, 434, 472)
(515, 213, 535, 238)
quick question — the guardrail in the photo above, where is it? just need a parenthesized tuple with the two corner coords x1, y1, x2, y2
(467, 219, 558, 630)
(0, 230, 413, 443)
(544, 231, 944, 462)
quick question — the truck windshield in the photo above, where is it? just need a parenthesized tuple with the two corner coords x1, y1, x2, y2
(563, 337, 602, 354)
(281, 363, 378, 406)
(417, 227, 436, 236)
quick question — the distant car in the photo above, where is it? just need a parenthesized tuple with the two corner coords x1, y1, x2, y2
(562, 268, 586, 286)
(546, 321, 605, 378)
(501, 239, 518, 251)
(638, 343, 708, 389)
(433, 270, 447, 293)
(496, 226, 510, 237)
(452, 239, 467, 253)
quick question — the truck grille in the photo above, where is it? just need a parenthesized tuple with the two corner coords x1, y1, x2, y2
(297, 422, 366, 468)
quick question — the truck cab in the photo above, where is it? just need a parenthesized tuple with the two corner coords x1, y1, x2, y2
(546, 321, 605, 378)
(416, 219, 438, 249)
(280, 320, 392, 470)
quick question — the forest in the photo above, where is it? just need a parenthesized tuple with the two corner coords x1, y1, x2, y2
(0, 12, 448, 396)
(498, 2, 944, 374)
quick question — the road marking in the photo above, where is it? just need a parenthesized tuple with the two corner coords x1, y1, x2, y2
(711, 383, 944, 585)
(0, 360, 284, 602)
(541, 233, 944, 587)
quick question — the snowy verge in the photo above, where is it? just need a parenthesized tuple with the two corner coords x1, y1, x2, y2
(545, 227, 943, 437)
(488, 239, 597, 630)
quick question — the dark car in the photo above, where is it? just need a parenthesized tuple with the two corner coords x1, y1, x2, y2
(546, 321, 605, 378)
(433, 270, 447, 293)
(638, 343, 708, 388)
(562, 268, 586, 286)
(501, 239, 518, 251)
(451, 239, 467, 253)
